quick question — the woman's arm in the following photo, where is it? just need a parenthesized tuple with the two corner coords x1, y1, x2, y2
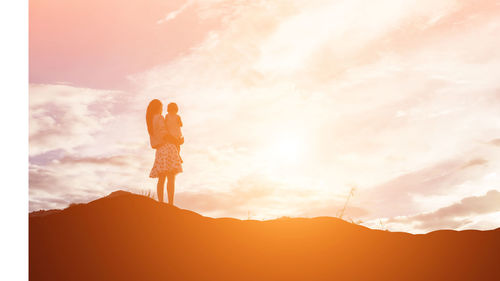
(163, 133, 181, 145)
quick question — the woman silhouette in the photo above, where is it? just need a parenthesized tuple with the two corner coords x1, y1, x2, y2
(146, 99, 183, 205)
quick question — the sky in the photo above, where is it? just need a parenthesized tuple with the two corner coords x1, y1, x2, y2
(29, 0, 500, 233)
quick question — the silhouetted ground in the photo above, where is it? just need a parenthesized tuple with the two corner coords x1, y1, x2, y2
(29, 190, 500, 281)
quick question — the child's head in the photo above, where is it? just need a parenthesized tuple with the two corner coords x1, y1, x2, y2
(167, 102, 178, 114)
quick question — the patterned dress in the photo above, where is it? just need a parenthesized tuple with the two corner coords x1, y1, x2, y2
(149, 114, 183, 178)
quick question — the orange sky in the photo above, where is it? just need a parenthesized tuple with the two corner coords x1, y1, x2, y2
(29, 0, 500, 233)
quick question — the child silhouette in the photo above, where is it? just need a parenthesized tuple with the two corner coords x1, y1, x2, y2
(165, 102, 184, 161)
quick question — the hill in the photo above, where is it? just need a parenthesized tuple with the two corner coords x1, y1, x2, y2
(29, 190, 500, 281)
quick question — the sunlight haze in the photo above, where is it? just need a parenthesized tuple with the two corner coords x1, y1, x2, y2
(29, 0, 500, 233)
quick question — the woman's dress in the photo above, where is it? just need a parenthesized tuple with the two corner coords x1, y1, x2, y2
(149, 114, 183, 178)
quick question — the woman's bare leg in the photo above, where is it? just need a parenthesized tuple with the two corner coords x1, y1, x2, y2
(166, 173, 176, 206)
(157, 175, 166, 203)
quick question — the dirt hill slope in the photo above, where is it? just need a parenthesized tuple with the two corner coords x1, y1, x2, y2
(29, 191, 500, 281)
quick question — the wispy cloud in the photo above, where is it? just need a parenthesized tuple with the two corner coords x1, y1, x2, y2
(157, 0, 194, 24)
(29, 153, 152, 211)
(29, 84, 120, 155)
(388, 190, 500, 231)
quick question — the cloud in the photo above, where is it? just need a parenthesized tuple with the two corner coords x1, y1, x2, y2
(176, 173, 365, 220)
(358, 144, 500, 220)
(460, 158, 488, 169)
(29, 153, 153, 211)
(29, 84, 119, 156)
(490, 138, 500, 146)
(157, 0, 194, 24)
(176, 175, 278, 217)
(29, 0, 222, 89)
(388, 190, 500, 231)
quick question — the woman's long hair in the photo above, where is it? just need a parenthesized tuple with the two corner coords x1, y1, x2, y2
(146, 99, 163, 136)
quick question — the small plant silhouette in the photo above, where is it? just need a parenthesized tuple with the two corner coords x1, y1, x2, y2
(140, 189, 154, 199)
(349, 217, 363, 225)
(379, 219, 389, 231)
(338, 185, 356, 220)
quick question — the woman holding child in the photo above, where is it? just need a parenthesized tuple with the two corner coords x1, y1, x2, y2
(146, 99, 184, 205)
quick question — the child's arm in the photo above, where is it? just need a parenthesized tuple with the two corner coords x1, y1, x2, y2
(162, 116, 181, 145)
(177, 115, 184, 145)
(178, 115, 183, 127)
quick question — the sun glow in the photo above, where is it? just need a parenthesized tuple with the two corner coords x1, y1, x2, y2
(260, 134, 305, 174)
(270, 138, 302, 163)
